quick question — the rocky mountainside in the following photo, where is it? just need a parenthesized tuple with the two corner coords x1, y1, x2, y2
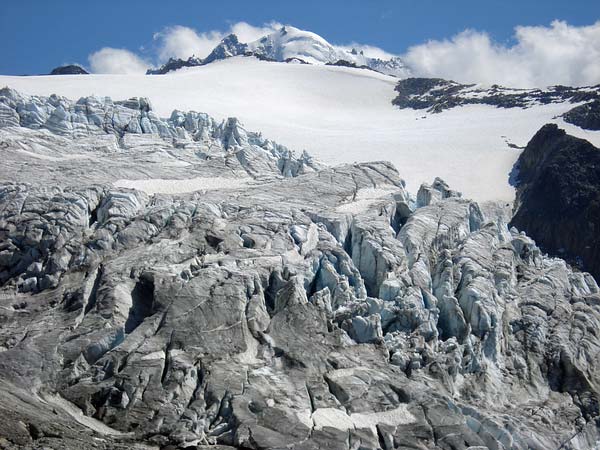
(510, 124, 600, 280)
(393, 78, 600, 113)
(203, 34, 251, 65)
(146, 56, 205, 76)
(148, 26, 410, 77)
(564, 100, 600, 130)
(0, 88, 599, 449)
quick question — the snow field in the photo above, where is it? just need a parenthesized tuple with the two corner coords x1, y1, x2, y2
(3, 57, 599, 201)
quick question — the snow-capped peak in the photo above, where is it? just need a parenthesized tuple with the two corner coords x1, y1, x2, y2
(204, 34, 248, 65)
(247, 25, 410, 76)
(148, 24, 410, 77)
(247, 25, 347, 65)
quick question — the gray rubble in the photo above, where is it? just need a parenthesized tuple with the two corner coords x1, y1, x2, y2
(0, 89, 599, 450)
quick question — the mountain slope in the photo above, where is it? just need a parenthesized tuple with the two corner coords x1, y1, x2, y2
(2, 57, 599, 201)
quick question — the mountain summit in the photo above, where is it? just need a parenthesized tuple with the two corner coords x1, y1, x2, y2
(148, 25, 410, 76)
(203, 33, 249, 65)
(247, 25, 357, 64)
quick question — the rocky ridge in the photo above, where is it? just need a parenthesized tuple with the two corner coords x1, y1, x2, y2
(0, 89, 599, 449)
(393, 77, 600, 113)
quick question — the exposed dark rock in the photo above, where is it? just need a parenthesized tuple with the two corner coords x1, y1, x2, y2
(326, 59, 367, 69)
(203, 34, 248, 65)
(510, 123, 600, 280)
(324, 59, 383, 75)
(147, 54, 274, 75)
(283, 57, 310, 64)
(146, 56, 203, 75)
(393, 77, 600, 113)
(563, 99, 600, 130)
(393, 78, 470, 111)
(146, 33, 278, 75)
(242, 51, 277, 62)
(49, 65, 89, 75)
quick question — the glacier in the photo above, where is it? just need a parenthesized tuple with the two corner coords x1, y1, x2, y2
(0, 87, 599, 449)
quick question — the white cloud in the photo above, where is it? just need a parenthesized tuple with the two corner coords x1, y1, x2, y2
(229, 21, 282, 44)
(402, 20, 600, 88)
(152, 21, 282, 62)
(85, 20, 600, 87)
(153, 26, 222, 61)
(88, 48, 149, 74)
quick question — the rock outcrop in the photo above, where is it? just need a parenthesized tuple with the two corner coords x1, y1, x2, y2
(146, 56, 204, 75)
(510, 124, 600, 281)
(203, 34, 249, 66)
(393, 78, 600, 113)
(49, 65, 89, 75)
(564, 100, 600, 130)
(0, 90, 599, 449)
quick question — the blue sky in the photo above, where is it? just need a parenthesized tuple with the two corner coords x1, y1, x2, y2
(1, 0, 599, 77)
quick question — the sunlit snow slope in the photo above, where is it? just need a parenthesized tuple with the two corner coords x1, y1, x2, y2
(2, 57, 599, 201)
